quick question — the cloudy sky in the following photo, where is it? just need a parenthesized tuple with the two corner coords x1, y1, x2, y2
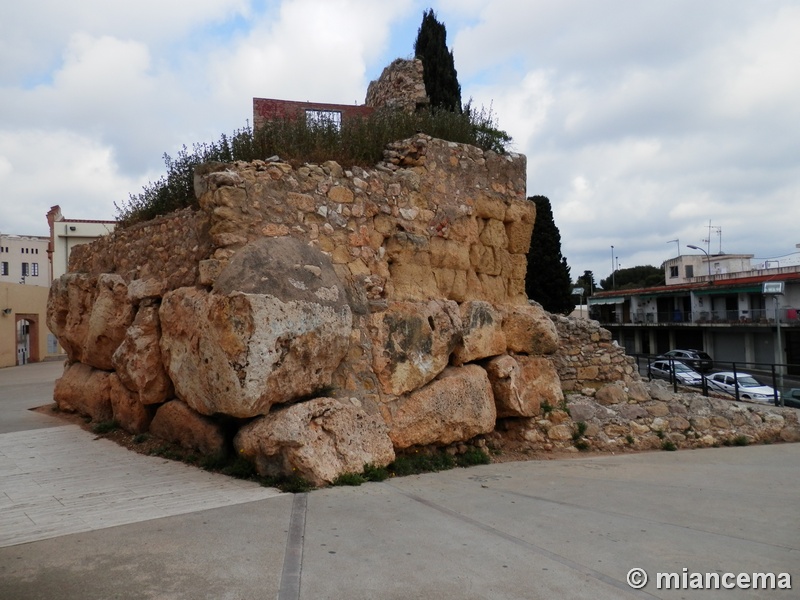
(2, 0, 799, 285)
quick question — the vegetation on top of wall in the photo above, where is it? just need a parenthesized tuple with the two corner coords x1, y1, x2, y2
(114, 105, 512, 228)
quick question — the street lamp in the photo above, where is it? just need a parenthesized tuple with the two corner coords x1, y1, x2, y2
(687, 244, 711, 279)
(611, 245, 616, 290)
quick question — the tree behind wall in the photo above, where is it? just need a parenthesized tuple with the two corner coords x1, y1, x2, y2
(525, 196, 575, 315)
(414, 9, 462, 113)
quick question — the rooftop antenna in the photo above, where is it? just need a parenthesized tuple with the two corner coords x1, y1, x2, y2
(667, 239, 680, 256)
(702, 220, 722, 255)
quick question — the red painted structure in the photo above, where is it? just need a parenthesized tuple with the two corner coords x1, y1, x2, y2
(253, 98, 374, 130)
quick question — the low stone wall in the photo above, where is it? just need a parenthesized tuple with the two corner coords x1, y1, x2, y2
(68, 208, 212, 291)
(491, 379, 800, 454)
(549, 315, 639, 391)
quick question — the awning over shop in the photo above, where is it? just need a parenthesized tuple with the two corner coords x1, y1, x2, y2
(588, 297, 625, 305)
(693, 285, 763, 296)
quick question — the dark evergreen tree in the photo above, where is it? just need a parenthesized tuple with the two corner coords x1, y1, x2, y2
(599, 265, 664, 290)
(575, 270, 597, 296)
(413, 9, 462, 113)
(525, 196, 575, 314)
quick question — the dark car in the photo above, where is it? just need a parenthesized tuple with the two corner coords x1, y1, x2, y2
(779, 389, 800, 409)
(659, 349, 714, 372)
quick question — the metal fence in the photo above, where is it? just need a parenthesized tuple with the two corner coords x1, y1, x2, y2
(633, 354, 800, 407)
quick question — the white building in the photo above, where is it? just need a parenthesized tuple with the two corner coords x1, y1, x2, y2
(0, 233, 51, 288)
(47, 205, 116, 281)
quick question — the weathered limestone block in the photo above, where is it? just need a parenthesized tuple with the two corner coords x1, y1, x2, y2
(127, 278, 165, 303)
(387, 365, 496, 448)
(48, 274, 134, 371)
(546, 423, 573, 441)
(501, 304, 559, 355)
(234, 398, 395, 486)
(486, 355, 563, 417)
(160, 237, 352, 418)
(452, 301, 506, 366)
(109, 373, 152, 434)
(626, 381, 650, 403)
(53, 362, 114, 423)
(112, 301, 173, 405)
(504, 198, 536, 254)
(595, 383, 627, 406)
(84, 274, 135, 370)
(369, 300, 461, 396)
(47, 273, 96, 362)
(384, 232, 436, 301)
(150, 400, 226, 455)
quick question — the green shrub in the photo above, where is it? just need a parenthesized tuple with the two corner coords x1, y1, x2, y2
(661, 440, 677, 451)
(332, 472, 366, 487)
(115, 106, 512, 228)
(221, 456, 257, 479)
(362, 463, 390, 482)
(455, 447, 490, 467)
(731, 435, 750, 447)
(91, 420, 120, 434)
(572, 421, 588, 441)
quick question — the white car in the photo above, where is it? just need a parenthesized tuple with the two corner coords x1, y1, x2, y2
(649, 360, 703, 387)
(707, 372, 780, 403)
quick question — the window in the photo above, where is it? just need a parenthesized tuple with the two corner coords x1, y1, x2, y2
(669, 266, 678, 278)
(21, 262, 29, 277)
(685, 265, 694, 278)
(31, 263, 39, 277)
(1, 262, 8, 276)
(305, 109, 342, 130)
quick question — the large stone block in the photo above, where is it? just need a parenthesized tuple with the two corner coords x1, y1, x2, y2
(369, 300, 461, 396)
(150, 400, 226, 455)
(234, 397, 395, 486)
(109, 373, 152, 434)
(159, 237, 352, 418)
(53, 362, 114, 423)
(452, 301, 506, 366)
(47, 273, 134, 370)
(387, 365, 496, 448)
(84, 274, 136, 370)
(112, 301, 173, 405)
(501, 303, 559, 355)
(486, 354, 563, 417)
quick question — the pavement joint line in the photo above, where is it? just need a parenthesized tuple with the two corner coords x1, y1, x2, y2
(278, 493, 308, 600)
(390, 484, 660, 600)
(494, 487, 800, 553)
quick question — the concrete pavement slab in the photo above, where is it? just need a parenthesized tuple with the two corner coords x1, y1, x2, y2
(1, 361, 798, 599)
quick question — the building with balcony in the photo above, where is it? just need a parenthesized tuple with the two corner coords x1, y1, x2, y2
(588, 249, 800, 373)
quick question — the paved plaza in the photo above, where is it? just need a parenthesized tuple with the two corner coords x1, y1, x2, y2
(1, 360, 798, 599)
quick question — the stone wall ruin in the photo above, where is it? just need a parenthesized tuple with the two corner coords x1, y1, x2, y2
(48, 59, 799, 485)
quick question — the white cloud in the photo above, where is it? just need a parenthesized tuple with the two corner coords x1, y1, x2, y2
(1, 0, 799, 282)
(0, 130, 145, 236)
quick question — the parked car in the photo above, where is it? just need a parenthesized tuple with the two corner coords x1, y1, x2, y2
(649, 360, 704, 387)
(658, 349, 714, 372)
(707, 372, 779, 402)
(779, 389, 800, 409)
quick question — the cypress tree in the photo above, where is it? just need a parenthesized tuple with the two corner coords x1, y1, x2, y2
(525, 196, 575, 315)
(413, 9, 462, 113)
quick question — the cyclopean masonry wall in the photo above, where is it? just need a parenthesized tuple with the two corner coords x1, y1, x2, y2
(48, 134, 800, 486)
